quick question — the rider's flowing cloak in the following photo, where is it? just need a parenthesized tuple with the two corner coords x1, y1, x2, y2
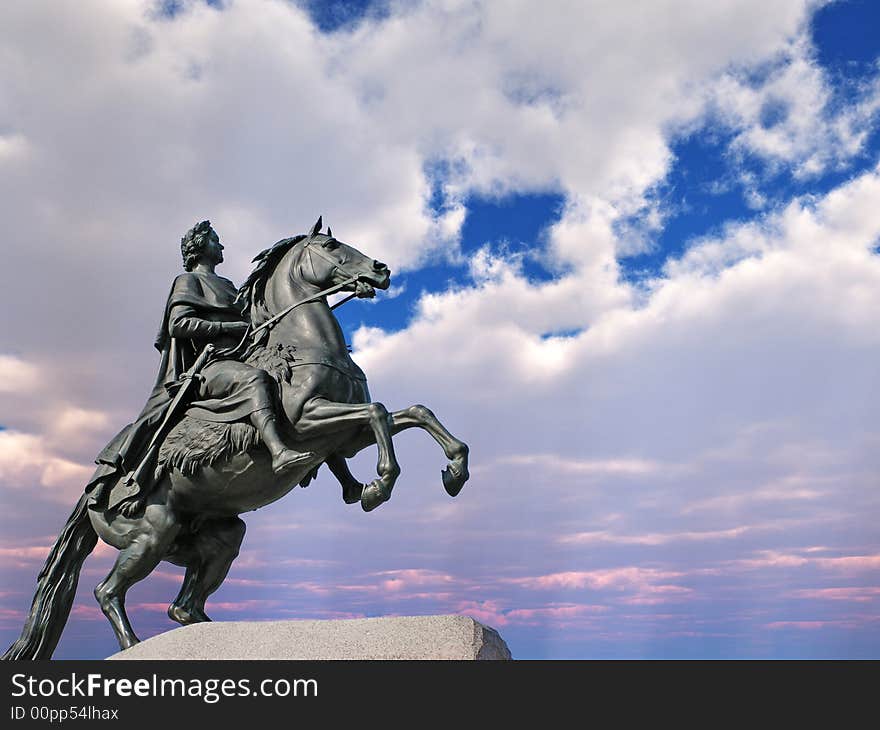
(85, 271, 256, 509)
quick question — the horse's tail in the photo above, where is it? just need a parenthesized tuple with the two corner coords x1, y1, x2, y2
(2, 493, 98, 660)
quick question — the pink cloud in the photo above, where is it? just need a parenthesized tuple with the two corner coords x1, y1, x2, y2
(287, 581, 337, 597)
(372, 568, 456, 592)
(0, 545, 51, 567)
(506, 567, 683, 591)
(289, 610, 368, 621)
(209, 600, 284, 612)
(788, 587, 880, 602)
(70, 605, 104, 620)
(92, 540, 117, 558)
(734, 551, 880, 572)
(734, 551, 812, 569)
(765, 621, 838, 630)
(126, 603, 173, 614)
(496, 454, 666, 476)
(386, 591, 458, 602)
(247, 569, 464, 598)
(620, 585, 696, 606)
(506, 603, 607, 626)
(219, 577, 308, 590)
(135, 569, 185, 584)
(560, 526, 752, 546)
(455, 600, 509, 627)
(231, 553, 339, 569)
(501, 567, 699, 610)
(815, 555, 880, 571)
(284, 580, 381, 596)
(0, 430, 92, 499)
(0, 607, 26, 629)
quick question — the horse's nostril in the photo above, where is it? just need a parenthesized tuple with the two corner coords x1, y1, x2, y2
(373, 260, 386, 271)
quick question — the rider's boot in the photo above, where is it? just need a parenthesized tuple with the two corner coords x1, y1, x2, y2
(251, 408, 315, 474)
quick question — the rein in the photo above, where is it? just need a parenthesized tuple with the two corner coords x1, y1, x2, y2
(225, 238, 365, 356)
(251, 272, 360, 337)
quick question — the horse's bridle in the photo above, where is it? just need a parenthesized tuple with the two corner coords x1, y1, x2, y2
(218, 238, 364, 358)
(304, 234, 374, 308)
(304, 235, 359, 284)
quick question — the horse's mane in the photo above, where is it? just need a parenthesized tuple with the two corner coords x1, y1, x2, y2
(236, 234, 306, 326)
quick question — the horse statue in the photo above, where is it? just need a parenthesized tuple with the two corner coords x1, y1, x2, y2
(3, 219, 469, 659)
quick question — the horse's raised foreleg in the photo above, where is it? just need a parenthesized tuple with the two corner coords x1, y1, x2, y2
(334, 404, 470, 498)
(165, 517, 246, 625)
(395, 404, 469, 496)
(93, 502, 181, 650)
(297, 397, 400, 511)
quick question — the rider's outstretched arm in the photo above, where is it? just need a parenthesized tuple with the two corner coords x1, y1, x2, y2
(168, 304, 247, 341)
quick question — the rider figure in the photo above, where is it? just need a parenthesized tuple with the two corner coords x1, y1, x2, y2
(86, 220, 313, 517)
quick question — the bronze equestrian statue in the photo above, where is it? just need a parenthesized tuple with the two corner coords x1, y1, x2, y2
(3, 217, 470, 659)
(93, 220, 316, 520)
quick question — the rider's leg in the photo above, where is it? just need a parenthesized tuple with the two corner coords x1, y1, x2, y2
(250, 407, 314, 473)
(197, 361, 315, 473)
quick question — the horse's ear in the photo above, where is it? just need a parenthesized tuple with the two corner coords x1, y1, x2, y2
(309, 216, 322, 238)
(327, 226, 332, 238)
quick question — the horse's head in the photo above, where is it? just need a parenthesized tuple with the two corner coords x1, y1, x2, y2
(238, 217, 393, 325)
(297, 216, 391, 298)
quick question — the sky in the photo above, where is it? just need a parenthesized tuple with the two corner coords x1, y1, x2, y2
(1, 0, 879, 659)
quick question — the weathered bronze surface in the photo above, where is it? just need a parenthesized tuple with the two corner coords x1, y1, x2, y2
(3, 218, 469, 659)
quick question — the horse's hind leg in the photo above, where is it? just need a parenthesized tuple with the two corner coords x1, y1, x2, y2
(165, 517, 246, 626)
(93, 503, 181, 650)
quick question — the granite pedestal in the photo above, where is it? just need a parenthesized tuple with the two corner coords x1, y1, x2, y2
(107, 615, 512, 660)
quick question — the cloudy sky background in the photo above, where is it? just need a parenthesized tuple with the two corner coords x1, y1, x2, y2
(1, 0, 879, 658)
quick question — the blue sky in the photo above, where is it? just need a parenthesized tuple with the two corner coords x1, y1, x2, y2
(1, 0, 880, 660)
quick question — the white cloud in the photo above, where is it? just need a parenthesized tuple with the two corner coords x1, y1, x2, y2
(352, 164, 880, 556)
(711, 36, 880, 178)
(2, 0, 880, 656)
(0, 356, 42, 395)
(49, 407, 110, 439)
(1, 0, 876, 525)
(559, 526, 754, 546)
(0, 431, 92, 499)
(1, 2, 865, 411)
(494, 454, 666, 477)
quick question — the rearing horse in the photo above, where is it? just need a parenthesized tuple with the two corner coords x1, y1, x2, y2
(3, 218, 470, 659)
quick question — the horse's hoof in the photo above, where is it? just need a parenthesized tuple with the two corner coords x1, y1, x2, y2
(168, 603, 211, 626)
(361, 482, 389, 512)
(442, 463, 469, 497)
(343, 482, 364, 505)
(118, 635, 141, 651)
